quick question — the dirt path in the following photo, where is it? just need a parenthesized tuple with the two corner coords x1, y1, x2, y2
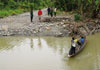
(0, 8, 73, 36)
(0, 9, 100, 37)
(0, 9, 47, 29)
(0, 9, 49, 36)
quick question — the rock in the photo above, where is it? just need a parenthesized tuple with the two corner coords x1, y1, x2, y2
(49, 24, 54, 26)
(61, 22, 64, 25)
(56, 33, 63, 37)
(33, 31, 37, 33)
(63, 25, 66, 28)
(2, 25, 8, 31)
(0, 17, 3, 19)
(0, 26, 2, 30)
(45, 26, 51, 30)
(63, 20, 65, 22)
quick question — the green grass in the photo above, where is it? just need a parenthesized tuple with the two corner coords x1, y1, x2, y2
(0, 9, 24, 18)
(56, 10, 68, 15)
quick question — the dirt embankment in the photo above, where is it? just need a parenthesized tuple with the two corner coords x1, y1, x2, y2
(0, 9, 100, 37)
(42, 16, 100, 37)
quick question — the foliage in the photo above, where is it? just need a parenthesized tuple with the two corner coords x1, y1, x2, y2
(54, 0, 100, 18)
(1, 0, 99, 19)
(0, 9, 23, 18)
(74, 13, 81, 21)
(0, 2, 4, 9)
(0, 0, 53, 17)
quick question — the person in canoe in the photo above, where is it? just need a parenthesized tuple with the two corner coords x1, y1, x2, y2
(77, 36, 85, 46)
(80, 37, 85, 44)
(69, 36, 78, 55)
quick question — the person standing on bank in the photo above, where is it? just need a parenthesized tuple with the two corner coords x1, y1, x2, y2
(47, 7, 50, 16)
(54, 8, 57, 17)
(38, 9, 42, 21)
(30, 5, 33, 22)
(50, 7, 53, 17)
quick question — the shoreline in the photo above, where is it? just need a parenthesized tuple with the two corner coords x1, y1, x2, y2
(0, 9, 100, 37)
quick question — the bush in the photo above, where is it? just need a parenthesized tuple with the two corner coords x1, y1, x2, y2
(0, 3, 4, 9)
(56, 10, 62, 14)
(74, 13, 81, 21)
(8, 0, 17, 9)
(0, 10, 10, 17)
(21, 3, 29, 9)
(14, 9, 24, 14)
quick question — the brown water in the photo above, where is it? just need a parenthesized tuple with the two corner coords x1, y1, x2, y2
(0, 33, 100, 70)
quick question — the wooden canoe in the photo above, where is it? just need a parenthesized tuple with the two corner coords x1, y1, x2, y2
(68, 38, 87, 57)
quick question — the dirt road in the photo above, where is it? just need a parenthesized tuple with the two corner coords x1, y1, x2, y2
(0, 9, 71, 36)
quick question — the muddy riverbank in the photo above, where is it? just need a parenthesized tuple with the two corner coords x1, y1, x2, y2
(0, 9, 100, 37)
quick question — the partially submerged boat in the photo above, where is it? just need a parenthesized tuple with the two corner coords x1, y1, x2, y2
(68, 37, 86, 57)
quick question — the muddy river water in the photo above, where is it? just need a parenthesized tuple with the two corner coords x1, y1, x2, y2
(0, 33, 100, 70)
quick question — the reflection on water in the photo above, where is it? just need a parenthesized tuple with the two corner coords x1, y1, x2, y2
(0, 33, 100, 70)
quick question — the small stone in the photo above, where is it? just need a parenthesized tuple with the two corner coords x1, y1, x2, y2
(61, 22, 64, 25)
(2, 25, 8, 31)
(63, 25, 66, 28)
(45, 26, 51, 30)
(63, 20, 65, 22)
(33, 31, 37, 33)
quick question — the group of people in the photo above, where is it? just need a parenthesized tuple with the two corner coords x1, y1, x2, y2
(30, 8, 43, 22)
(30, 7, 57, 22)
(69, 36, 85, 55)
(47, 7, 57, 17)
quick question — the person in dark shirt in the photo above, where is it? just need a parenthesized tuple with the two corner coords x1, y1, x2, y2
(50, 7, 53, 17)
(47, 7, 50, 16)
(30, 5, 33, 22)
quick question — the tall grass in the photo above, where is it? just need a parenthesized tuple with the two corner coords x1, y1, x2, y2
(0, 9, 24, 18)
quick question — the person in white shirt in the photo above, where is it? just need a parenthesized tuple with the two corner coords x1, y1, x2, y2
(54, 8, 57, 17)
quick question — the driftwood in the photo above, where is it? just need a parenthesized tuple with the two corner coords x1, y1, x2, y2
(89, 27, 96, 34)
(83, 24, 90, 34)
(42, 17, 100, 36)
